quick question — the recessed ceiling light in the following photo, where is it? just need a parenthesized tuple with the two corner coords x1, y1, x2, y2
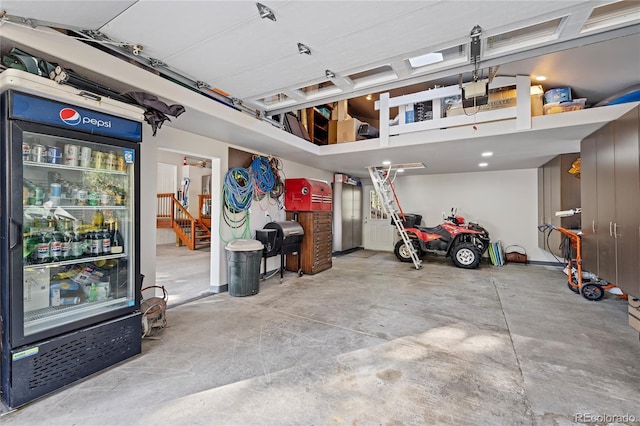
(481, 151, 493, 157)
(535, 75, 547, 81)
(397, 168, 405, 173)
(297, 42, 311, 55)
(382, 160, 391, 165)
(479, 162, 488, 167)
(256, 2, 276, 21)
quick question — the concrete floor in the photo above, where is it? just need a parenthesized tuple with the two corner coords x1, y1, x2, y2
(155, 243, 213, 307)
(1, 251, 639, 425)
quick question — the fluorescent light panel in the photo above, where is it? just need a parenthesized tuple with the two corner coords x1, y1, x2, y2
(374, 162, 425, 170)
(408, 52, 444, 68)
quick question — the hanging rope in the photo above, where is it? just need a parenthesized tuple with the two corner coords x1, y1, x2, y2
(269, 156, 286, 201)
(223, 167, 253, 212)
(221, 167, 253, 242)
(250, 156, 275, 200)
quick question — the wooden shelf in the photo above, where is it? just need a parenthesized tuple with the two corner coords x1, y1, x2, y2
(306, 106, 332, 146)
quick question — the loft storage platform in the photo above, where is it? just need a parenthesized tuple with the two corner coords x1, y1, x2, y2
(374, 76, 542, 140)
(317, 96, 639, 157)
(359, 76, 636, 148)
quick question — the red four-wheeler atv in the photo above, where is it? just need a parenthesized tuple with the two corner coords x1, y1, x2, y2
(394, 209, 490, 269)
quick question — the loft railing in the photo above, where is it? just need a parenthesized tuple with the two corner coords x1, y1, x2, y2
(375, 75, 535, 145)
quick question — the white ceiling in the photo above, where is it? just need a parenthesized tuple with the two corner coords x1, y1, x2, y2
(1, 1, 640, 177)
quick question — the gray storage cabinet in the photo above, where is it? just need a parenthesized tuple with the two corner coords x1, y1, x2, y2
(225, 239, 264, 296)
(537, 153, 581, 257)
(580, 106, 640, 298)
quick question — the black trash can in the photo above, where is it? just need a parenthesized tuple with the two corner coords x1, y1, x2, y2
(225, 239, 264, 296)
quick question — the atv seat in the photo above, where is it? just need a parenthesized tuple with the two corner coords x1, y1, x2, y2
(415, 225, 440, 233)
(414, 225, 451, 239)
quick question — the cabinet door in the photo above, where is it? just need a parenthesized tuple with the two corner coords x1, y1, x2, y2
(581, 133, 599, 274)
(595, 124, 617, 283)
(547, 157, 562, 256)
(352, 186, 363, 248)
(538, 167, 545, 250)
(613, 108, 640, 295)
(17, 128, 136, 345)
(341, 186, 353, 249)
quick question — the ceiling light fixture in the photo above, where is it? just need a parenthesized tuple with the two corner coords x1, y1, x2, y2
(256, 3, 276, 21)
(366, 94, 372, 100)
(535, 75, 547, 81)
(382, 160, 391, 165)
(397, 168, 405, 173)
(325, 69, 335, 79)
(297, 42, 311, 55)
(481, 151, 493, 157)
(479, 162, 488, 167)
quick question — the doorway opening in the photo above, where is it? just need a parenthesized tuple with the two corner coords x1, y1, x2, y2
(155, 149, 220, 306)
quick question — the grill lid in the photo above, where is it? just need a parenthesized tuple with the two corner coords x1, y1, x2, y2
(273, 221, 304, 236)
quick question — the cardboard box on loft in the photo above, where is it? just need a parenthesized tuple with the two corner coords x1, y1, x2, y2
(336, 117, 362, 143)
(328, 120, 337, 144)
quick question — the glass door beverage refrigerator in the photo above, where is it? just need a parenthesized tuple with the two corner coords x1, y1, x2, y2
(0, 69, 143, 408)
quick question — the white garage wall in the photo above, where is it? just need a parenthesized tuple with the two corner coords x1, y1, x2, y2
(140, 124, 337, 292)
(392, 169, 558, 263)
(244, 159, 334, 274)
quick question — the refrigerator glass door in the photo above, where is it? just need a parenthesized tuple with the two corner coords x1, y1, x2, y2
(20, 130, 136, 338)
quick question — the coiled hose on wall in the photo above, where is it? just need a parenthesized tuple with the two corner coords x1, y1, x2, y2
(222, 167, 253, 239)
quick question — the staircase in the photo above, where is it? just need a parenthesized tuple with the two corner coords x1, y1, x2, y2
(157, 193, 211, 250)
(368, 166, 422, 270)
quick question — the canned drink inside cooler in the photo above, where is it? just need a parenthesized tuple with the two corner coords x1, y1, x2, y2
(92, 151, 104, 169)
(34, 187, 44, 206)
(31, 144, 47, 163)
(105, 151, 116, 170)
(80, 146, 92, 167)
(22, 142, 31, 161)
(47, 146, 62, 164)
(64, 144, 79, 166)
(76, 189, 88, 206)
(49, 183, 62, 196)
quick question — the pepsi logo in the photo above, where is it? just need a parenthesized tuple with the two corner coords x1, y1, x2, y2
(59, 108, 81, 126)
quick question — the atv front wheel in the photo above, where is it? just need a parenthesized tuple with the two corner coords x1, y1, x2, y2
(451, 242, 482, 269)
(394, 240, 421, 262)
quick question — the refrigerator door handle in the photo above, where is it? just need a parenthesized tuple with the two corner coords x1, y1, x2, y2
(9, 218, 21, 250)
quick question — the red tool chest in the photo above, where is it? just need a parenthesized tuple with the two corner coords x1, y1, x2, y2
(284, 178, 332, 211)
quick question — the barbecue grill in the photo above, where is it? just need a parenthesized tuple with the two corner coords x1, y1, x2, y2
(256, 221, 304, 280)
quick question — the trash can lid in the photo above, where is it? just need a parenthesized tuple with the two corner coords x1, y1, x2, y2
(225, 239, 264, 251)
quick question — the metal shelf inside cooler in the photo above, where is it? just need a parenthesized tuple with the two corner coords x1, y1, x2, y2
(24, 160, 128, 175)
